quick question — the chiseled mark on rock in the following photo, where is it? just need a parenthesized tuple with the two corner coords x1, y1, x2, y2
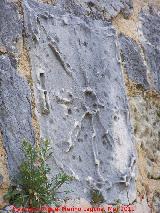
(35, 68, 50, 115)
(119, 34, 150, 90)
(48, 40, 73, 78)
(39, 89, 50, 115)
(0, 55, 35, 176)
(39, 72, 50, 115)
(24, 0, 136, 203)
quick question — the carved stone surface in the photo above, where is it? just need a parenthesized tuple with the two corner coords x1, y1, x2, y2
(24, 0, 136, 203)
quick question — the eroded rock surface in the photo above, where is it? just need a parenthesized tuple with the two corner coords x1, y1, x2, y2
(0, 55, 35, 176)
(0, 0, 160, 211)
(24, 0, 136, 203)
(118, 5, 160, 212)
(0, 0, 22, 54)
(119, 35, 149, 89)
(57, 0, 133, 19)
(140, 7, 160, 92)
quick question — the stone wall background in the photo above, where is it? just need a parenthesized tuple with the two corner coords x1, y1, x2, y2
(0, 0, 160, 212)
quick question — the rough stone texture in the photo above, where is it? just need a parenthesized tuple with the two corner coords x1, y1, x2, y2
(0, 175, 3, 186)
(0, 0, 22, 54)
(0, 0, 160, 211)
(33, 0, 133, 20)
(152, 191, 160, 213)
(0, 55, 35, 176)
(119, 35, 149, 89)
(57, 0, 133, 20)
(24, 0, 136, 204)
(129, 95, 160, 177)
(0, 131, 9, 208)
(134, 196, 151, 213)
(126, 86, 160, 211)
(140, 7, 160, 92)
(0, 0, 35, 183)
(118, 5, 160, 211)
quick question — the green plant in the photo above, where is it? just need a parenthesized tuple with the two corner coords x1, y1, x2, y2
(157, 110, 160, 118)
(4, 140, 72, 209)
(90, 189, 104, 205)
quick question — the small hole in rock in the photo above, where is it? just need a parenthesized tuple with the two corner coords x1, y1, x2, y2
(78, 138, 83, 142)
(79, 156, 82, 162)
(68, 108, 72, 114)
(114, 115, 118, 121)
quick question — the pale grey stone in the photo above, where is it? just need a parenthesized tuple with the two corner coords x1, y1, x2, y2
(0, 0, 22, 53)
(24, 0, 136, 204)
(0, 55, 35, 177)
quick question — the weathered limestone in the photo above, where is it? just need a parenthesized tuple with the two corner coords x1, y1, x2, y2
(0, 0, 22, 54)
(0, 0, 160, 211)
(56, 0, 133, 20)
(24, 0, 136, 204)
(118, 5, 160, 212)
(0, 55, 35, 176)
(140, 7, 160, 92)
(119, 35, 149, 89)
(0, 0, 35, 177)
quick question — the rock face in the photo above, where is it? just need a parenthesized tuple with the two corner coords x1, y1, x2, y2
(140, 8, 160, 92)
(0, 0, 34, 177)
(118, 5, 160, 212)
(55, 0, 133, 19)
(119, 35, 149, 89)
(0, 0, 160, 211)
(0, 56, 35, 176)
(24, 0, 136, 204)
(0, 0, 22, 54)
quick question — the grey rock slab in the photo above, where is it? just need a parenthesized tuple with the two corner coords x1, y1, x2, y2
(140, 8, 160, 92)
(73, 0, 133, 18)
(31, 0, 133, 20)
(0, 0, 22, 53)
(119, 34, 149, 89)
(0, 55, 35, 177)
(24, 0, 136, 204)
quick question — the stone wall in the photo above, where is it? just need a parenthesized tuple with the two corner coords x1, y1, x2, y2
(0, 0, 159, 212)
